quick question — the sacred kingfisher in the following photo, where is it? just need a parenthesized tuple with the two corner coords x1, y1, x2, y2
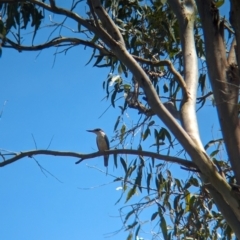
(87, 128, 110, 167)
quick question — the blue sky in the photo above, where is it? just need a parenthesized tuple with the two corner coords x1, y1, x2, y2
(0, 1, 229, 240)
(0, 46, 130, 239)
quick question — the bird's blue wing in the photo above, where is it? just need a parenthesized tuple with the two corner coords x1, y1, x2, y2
(105, 135, 110, 149)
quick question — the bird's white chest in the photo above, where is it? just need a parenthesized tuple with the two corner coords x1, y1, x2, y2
(96, 133, 108, 151)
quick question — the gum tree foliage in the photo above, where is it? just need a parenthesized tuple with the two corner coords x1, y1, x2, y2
(1, 0, 240, 239)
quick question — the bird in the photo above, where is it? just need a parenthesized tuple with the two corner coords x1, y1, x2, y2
(87, 128, 110, 167)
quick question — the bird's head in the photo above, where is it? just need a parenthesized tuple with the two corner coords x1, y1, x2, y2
(87, 128, 104, 135)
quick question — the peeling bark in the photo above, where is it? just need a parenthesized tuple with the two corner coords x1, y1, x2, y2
(168, 0, 204, 150)
(230, 0, 240, 68)
(196, 0, 240, 185)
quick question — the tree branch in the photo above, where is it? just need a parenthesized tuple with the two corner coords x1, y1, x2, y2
(29, 0, 98, 34)
(169, 0, 203, 150)
(0, 149, 197, 169)
(196, 0, 240, 186)
(230, 0, 240, 67)
(3, 37, 110, 54)
(203, 176, 240, 238)
(87, 0, 125, 45)
(133, 55, 188, 97)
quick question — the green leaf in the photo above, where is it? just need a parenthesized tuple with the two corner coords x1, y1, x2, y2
(124, 209, 135, 223)
(120, 157, 127, 173)
(135, 168, 143, 192)
(0, 19, 6, 38)
(166, 169, 171, 178)
(161, 128, 172, 143)
(90, 34, 99, 43)
(151, 211, 158, 221)
(126, 221, 138, 230)
(123, 84, 131, 91)
(139, 155, 144, 165)
(21, 3, 33, 29)
(31, 8, 44, 43)
(210, 149, 219, 158)
(174, 178, 182, 191)
(114, 116, 121, 131)
(126, 187, 136, 202)
(85, 48, 96, 66)
(127, 164, 137, 177)
(147, 173, 152, 194)
(198, 73, 206, 95)
(189, 195, 196, 210)
(215, 0, 225, 8)
(77, 22, 81, 32)
(135, 224, 141, 240)
(155, 176, 159, 192)
(173, 195, 180, 210)
(163, 83, 169, 93)
(114, 151, 118, 168)
(142, 128, 150, 141)
(113, 177, 122, 182)
(154, 128, 159, 142)
(158, 128, 165, 140)
(126, 232, 133, 240)
(120, 124, 126, 143)
(189, 177, 199, 187)
(93, 55, 104, 67)
(160, 215, 168, 240)
(120, 62, 128, 78)
(106, 75, 112, 98)
(119, 100, 128, 114)
(151, 157, 155, 167)
(111, 89, 117, 108)
(148, 120, 155, 126)
(185, 193, 191, 212)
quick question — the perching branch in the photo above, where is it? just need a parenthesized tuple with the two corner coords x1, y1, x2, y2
(0, 149, 197, 169)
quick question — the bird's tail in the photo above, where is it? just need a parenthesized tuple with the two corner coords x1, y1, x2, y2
(104, 155, 109, 167)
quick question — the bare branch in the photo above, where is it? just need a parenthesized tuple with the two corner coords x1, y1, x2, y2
(169, 0, 204, 150)
(196, 91, 213, 102)
(0, 148, 197, 169)
(133, 55, 188, 96)
(28, 0, 98, 35)
(88, 0, 125, 45)
(3, 37, 110, 54)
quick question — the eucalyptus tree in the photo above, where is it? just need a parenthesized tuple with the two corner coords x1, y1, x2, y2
(1, 0, 240, 239)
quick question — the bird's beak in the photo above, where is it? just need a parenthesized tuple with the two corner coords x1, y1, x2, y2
(86, 129, 94, 133)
